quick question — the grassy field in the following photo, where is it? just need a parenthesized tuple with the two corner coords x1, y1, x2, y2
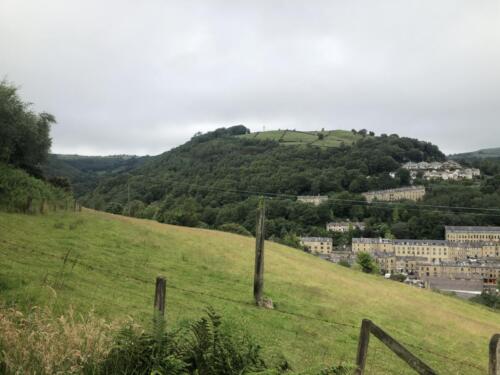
(239, 129, 362, 148)
(0, 210, 499, 374)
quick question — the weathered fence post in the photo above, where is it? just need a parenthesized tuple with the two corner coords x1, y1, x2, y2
(356, 319, 437, 375)
(355, 319, 372, 375)
(154, 276, 167, 317)
(490, 334, 500, 375)
(253, 197, 266, 305)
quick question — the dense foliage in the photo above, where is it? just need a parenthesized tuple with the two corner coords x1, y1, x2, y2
(100, 308, 285, 375)
(0, 164, 72, 213)
(0, 80, 73, 212)
(43, 154, 148, 197)
(0, 81, 55, 177)
(80, 126, 463, 242)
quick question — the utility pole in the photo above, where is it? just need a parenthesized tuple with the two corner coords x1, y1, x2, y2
(253, 197, 266, 305)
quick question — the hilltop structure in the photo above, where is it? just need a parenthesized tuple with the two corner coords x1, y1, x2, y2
(297, 195, 328, 206)
(326, 221, 365, 232)
(402, 161, 480, 181)
(362, 186, 425, 203)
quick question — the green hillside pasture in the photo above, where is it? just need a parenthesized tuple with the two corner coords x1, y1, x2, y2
(0, 210, 498, 374)
(239, 130, 361, 148)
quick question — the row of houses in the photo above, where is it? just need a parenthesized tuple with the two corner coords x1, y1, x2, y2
(401, 161, 480, 181)
(301, 226, 500, 297)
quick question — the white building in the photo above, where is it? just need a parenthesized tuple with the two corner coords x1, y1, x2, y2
(297, 195, 328, 206)
(401, 161, 480, 181)
(326, 221, 365, 233)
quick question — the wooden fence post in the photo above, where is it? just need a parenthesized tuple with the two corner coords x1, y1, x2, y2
(369, 322, 437, 375)
(253, 197, 266, 305)
(356, 319, 437, 375)
(490, 334, 500, 375)
(154, 276, 166, 317)
(355, 319, 372, 375)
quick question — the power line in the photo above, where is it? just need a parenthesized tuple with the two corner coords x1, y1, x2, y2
(163, 181, 500, 217)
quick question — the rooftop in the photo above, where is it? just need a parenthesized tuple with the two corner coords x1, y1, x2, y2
(363, 185, 425, 195)
(300, 237, 332, 242)
(445, 226, 500, 233)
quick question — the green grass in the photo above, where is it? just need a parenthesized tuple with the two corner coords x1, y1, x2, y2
(239, 129, 362, 148)
(0, 210, 499, 374)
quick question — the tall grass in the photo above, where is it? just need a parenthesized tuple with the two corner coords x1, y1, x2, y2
(0, 305, 114, 374)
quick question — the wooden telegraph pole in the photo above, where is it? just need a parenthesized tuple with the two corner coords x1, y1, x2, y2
(253, 197, 266, 305)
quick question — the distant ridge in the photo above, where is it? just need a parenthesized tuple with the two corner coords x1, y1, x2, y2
(449, 147, 500, 160)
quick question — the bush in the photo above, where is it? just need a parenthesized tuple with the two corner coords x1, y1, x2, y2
(218, 223, 252, 237)
(389, 273, 406, 282)
(101, 307, 281, 375)
(356, 252, 379, 274)
(470, 292, 500, 310)
(337, 260, 351, 268)
(0, 164, 72, 213)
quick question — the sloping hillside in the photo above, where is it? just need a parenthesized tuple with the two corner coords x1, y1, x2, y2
(0, 209, 498, 374)
(450, 147, 500, 160)
(43, 154, 149, 197)
(77, 126, 448, 242)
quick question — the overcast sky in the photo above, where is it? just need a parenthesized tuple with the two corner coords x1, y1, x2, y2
(1, 1, 499, 155)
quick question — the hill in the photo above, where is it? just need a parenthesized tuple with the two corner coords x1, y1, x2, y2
(43, 154, 149, 197)
(0, 209, 498, 374)
(76, 126, 450, 242)
(450, 147, 500, 160)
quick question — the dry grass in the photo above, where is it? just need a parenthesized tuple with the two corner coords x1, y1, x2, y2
(0, 301, 115, 374)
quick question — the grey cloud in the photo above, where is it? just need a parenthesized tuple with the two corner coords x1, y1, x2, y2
(1, 0, 499, 155)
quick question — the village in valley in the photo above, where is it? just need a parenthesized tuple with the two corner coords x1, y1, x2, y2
(299, 161, 500, 299)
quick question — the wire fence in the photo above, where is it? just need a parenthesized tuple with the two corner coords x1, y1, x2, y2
(0, 243, 489, 373)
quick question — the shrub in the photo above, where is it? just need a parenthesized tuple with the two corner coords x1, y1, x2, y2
(337, 260, 351, 268)
(470, 292, 500, 310)
(0, 164, 71, 213)
(389, 273, 406, 282)
(101, 307, 279, 375)
(356, 252, 379, 274)
(218, 223, 252, 237)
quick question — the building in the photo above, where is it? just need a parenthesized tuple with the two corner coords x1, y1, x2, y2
(417, 259, 500, 288)
(393, 239, 449, 263)
(445, 226, 500, 243)
(401, 161, 480, 181)
(326, 221, 365, 233)
(297, 195, 328, 206)
(362, 186, 425, 203)
(352, 238, 393, 254)
(300, 237, 333, 254)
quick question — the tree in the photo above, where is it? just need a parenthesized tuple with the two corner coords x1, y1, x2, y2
(395, 168, 411, 185)
(0, 80, 55, 176)
(356, 252, 379, 274)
